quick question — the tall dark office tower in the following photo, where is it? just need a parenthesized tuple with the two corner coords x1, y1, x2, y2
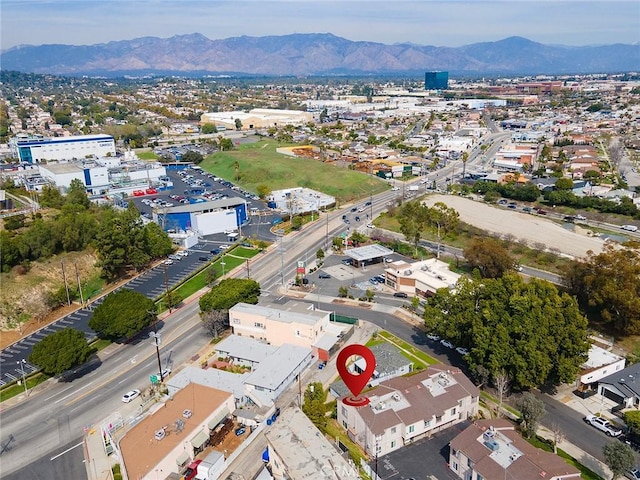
(425, 71, 448, 90)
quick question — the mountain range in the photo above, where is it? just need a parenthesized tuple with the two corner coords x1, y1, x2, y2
(1, 33, 638, 77)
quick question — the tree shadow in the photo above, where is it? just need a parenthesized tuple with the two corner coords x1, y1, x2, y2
(59, 357, 103, 383)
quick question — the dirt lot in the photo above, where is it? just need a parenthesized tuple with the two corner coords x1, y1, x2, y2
(423, 194, 608, 259)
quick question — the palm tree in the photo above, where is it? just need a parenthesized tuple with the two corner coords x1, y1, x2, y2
(234, 161, 240, 181)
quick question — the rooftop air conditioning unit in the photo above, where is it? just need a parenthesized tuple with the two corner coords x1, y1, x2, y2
(484, 440, 499, 451)
(404, 270, 412, 275)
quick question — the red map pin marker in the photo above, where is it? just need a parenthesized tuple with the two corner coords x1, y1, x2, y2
(337, 344, 376, 407)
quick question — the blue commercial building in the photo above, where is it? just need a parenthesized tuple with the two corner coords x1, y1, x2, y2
(425, 71, 449, 90)
(9, 134, 116, 163)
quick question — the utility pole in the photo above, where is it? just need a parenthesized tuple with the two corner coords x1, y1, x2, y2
(246, 259, 250, 279)
(61, 262, 71, 306)
(18, 360, 27, 396)
(74, 263, 84, 306)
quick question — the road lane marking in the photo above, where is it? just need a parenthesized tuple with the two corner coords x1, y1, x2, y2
(50, 441, 83, 461)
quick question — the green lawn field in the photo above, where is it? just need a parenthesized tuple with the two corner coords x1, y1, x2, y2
(200, 140, 389, 204)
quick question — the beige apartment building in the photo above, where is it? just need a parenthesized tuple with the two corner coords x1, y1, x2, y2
(228, 302, 346, 361)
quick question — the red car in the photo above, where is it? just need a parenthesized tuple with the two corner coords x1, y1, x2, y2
(146, 188, 158, 195)
(132, 190, 145, 196)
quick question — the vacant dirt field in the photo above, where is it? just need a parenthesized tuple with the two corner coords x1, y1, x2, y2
(423, 194, 608, 259)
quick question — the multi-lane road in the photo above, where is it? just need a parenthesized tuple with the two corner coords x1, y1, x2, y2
(0, 128, 630, 478)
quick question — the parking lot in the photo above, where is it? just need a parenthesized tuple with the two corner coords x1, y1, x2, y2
(128, 162, 280, 243)
(370, 421, 469, 480)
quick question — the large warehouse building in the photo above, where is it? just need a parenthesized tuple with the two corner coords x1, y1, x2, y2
(155, 197, 247, 236)
(9, 134, 116, 163)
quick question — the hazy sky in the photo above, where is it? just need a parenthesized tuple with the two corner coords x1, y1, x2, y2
(1, 0, 638, 50)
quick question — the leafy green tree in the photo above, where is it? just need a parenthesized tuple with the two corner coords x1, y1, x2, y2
(603, 441, 635, 479)
(291, 216, 303, 230)
(397, 200, 429, 254)
(423, 274, 589, 390)
(518, 392, 545, 438)
(624, 411, 640, 435)
(93, 207, 172, 279)
(425, 202, 459, 259)
(349, 231, 367, 247)
(316, 248, 325, 262)
(201, 123, 217, 134)
(338, 286, 349, 298)
(234, 118, 243, 130)
(181, 150, 204, 164)
(563, 243, 640, 334)
(28, 328, 93, 375)
(89, 289, 156, 340)
(554, 177, 574, 191)
(302, 382, 328, 429)
(463, 237, 515, 278)
(65, 179, 91, 210)
(484, 190, 501, 203)
(199, 278, 260, 313)
(4, 214, 26, 231)
(256, 184, 271, 199)
(39, 185, 65, 209)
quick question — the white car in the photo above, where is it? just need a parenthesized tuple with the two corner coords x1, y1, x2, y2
(440, 339, 454, 349)
(182, 409, 193, 419)
(163, 259, 173, 265)
(426, 333, 440, 341)
(626, 469, 640, 480)
(583, 414, 623, 436)
(456, 347, 469, 355)
(366, 224, 375, 229)
(391, 187, 400, 191)
(575, 214, 587, 221)
(219, 244, 230, 250)
(122, 389, 141, 403)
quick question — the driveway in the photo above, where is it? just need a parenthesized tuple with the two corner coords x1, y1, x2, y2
(370, 421, 469, 480)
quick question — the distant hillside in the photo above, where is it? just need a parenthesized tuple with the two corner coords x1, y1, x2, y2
(1, 33, 638, 77)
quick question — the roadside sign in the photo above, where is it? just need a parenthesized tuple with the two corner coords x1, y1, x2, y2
(150, 374, 159, 384)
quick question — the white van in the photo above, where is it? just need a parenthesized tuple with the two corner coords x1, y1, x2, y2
(621, 225, 638, 232)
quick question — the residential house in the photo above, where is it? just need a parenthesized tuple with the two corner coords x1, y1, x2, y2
(338, 366, 479, 457)
(330, 342, 414, 398)
(449, 419, 581, 480)
(598, 362, 640, 408)
(578, 344, 625, 392)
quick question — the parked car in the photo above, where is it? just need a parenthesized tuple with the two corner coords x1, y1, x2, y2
(122, 389, 141, 403)
(575, 214, 587, 221)
(583, 414, 623, 436)
(622, 225, 639, 232)
(456, 347, 469, 355)
(219, 244, 230, 250)
(235, 427, 246, 436)
(426, 333, 440, 341)
(366, 224, 375, 229)
(393, 292, 408, 298)
(625, 468, 640, 480)
(182, 409, 193, 419)
(318, 273, 331, 279)
(163, 259, 174, 265)
(440, 339, 454, 349)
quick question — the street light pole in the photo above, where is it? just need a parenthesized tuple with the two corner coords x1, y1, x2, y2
(149, 326, 163, 383)
(18, 360, 28, 396)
